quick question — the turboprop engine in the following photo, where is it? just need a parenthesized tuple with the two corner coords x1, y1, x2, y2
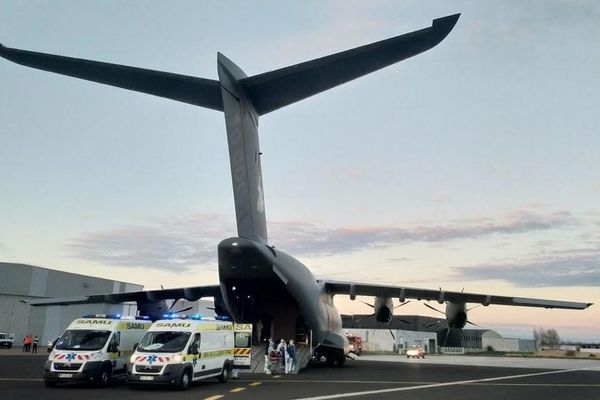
(425, 298, 479, 329)
(355, 296, 411, 339)
(373, 296, 394, 323)
(445, 302, 468, 329)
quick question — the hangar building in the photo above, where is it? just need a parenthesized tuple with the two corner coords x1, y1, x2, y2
(0, 262, 142, 347)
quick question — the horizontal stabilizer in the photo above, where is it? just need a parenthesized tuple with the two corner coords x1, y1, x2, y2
(23, 284, 221, 306)
(0, 43, 223, 111)
(241, 14, 460, 115)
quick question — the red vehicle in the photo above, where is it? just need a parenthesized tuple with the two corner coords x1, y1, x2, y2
(346, 334, 362, 355)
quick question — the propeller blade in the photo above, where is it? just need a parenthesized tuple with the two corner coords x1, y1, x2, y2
(467, 304, 481, 312)
(424, 321, 440, 329)
(424, 303, 445, 315)
(388, 328, 396, 340)
(394, 300, 411, 308)
(169, 298, 180, 310)
(359, 300, 375, 308)
(395, 318, 411, 324)
(441, 328, 451, 347)
(466, 320, 481, 327)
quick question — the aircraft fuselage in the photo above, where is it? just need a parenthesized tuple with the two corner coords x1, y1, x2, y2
(218, 237, 348, 357)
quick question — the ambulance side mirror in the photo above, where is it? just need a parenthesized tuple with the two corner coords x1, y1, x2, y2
(108, 343, 119, 353)
(133, 343, 138, 351)
(189, 344, 199, 355)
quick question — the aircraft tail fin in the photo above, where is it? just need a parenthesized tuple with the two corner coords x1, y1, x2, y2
(0, 42, 223, 111)
(240, 14, 460, 115)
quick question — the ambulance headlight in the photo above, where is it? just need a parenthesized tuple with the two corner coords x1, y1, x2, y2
(89, 351, 103, 361)
(172, 354, 183, 363)
(130, 354, 137, 364)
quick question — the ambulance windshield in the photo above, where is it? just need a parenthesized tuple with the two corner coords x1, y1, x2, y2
(55, 330, 111, 351)
(137, 331, 191, 353)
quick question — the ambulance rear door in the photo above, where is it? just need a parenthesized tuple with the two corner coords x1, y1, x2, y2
(233, 324, 252, 369)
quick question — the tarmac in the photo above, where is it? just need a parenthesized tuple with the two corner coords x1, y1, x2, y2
(0, 350, 599, 400)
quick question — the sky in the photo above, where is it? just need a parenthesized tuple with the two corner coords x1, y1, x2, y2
(1, 1, 599, 341)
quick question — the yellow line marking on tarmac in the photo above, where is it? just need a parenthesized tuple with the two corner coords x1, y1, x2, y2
(272, 375, 282, 378)
(230, 387, 246, 392)
(203, 395, 225, 400)
(292, 367, 600, 399)
(249, 381, 262, 386)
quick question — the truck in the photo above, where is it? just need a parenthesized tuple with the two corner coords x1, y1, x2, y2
(0, 332, 15, 349)
(43, 314, 152, 387)
(127, 315, 235, 390)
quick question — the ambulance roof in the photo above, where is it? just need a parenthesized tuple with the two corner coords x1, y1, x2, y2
(150, 319, 232, 333)
(67, 317, 153, 331)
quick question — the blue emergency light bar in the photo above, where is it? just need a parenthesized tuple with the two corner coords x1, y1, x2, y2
(159, 314, 230, 321)
(82, 314, 147, 320)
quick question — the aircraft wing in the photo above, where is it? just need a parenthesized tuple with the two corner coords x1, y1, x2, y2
(23, 284, 221, 306)
(0, 43, 223, 111)
(323, 280, 592, 310)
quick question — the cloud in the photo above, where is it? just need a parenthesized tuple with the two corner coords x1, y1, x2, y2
(67, 214, 233, 271)
(269, 209, 578, 256)
(264, 0, 393, 68)
(67, 208, 578, 271)
(453, 247, 600, 287)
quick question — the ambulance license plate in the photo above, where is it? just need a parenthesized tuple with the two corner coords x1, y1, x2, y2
(140, 376, 155, 381)
(58, 373, 73, 378)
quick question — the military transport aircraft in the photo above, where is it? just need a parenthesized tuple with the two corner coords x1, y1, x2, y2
(1, 13, 591, 366)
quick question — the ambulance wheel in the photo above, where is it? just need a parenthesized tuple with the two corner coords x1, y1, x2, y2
(44, 380, 57, 388)
(218, 363, 231, 383)
(178, 370, 192, 390)
(97, 365, 111, 387)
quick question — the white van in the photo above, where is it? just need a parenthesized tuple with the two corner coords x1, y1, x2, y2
(0, 332, 15, 349)
(44, 314, 152, 387)
(127, 316, 234, 390)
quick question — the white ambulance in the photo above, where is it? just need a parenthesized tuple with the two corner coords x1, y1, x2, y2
(44, 314, 152, 387)
(127, 316, 235, 390)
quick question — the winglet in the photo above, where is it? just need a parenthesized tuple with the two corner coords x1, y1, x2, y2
(431, 14, 461, 46)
